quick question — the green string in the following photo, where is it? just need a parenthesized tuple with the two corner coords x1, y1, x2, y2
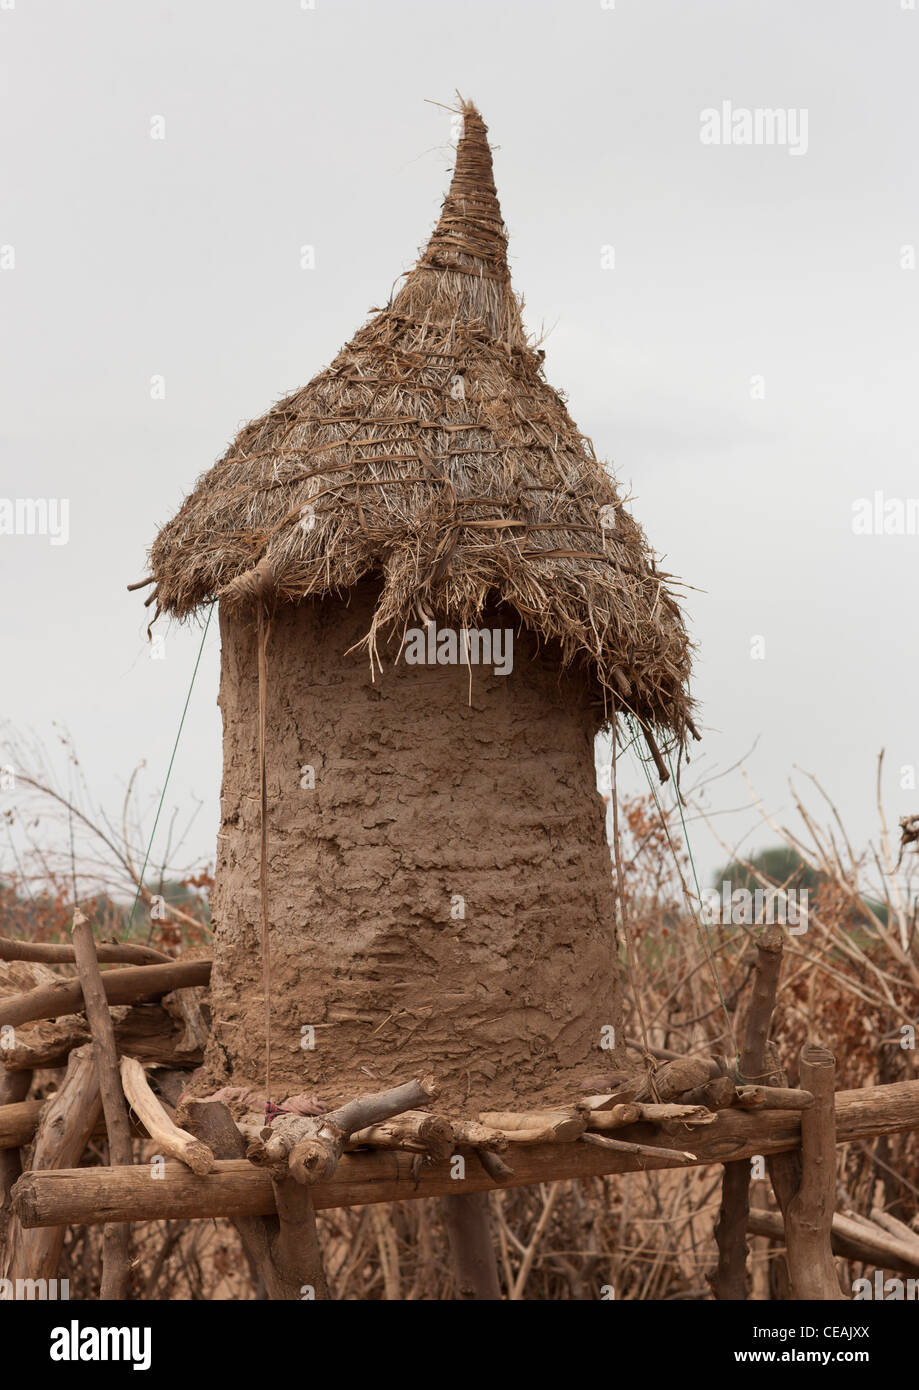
(126, 605, 215, 938)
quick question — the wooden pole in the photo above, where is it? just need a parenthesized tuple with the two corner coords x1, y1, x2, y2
(785, 1043, 847, 1300)
(0, 1100, 43, 1150)
(712, 923, 784, 1300)
(182, 1098, 328, 1300)
(0, 935, 170, 966)
(0, 1068, 31, 1259)
(764, 1039, 804, 1262)
(271, 1175, 330, 1300)
(748, 1207, 919, 1279)
(70, 910, 134, 1299)
(0, 958, 210, 1030)
(4, 1045, 101, 1283)
(442, 1191, 502, 1299)
(14, 1077, 919, 1228)
(869, 1207, 919, 1258)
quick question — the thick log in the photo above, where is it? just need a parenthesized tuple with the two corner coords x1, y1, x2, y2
(4, 1045, 101, 1282)
(480, 1108, 588, 1145)
(119, 1058, 214, 1175)
(0, 1003, 204, 1073)
(181, 1098, 305, 1300)
(13, 1079, 919, 1227)
(0, 1069, 31, 1255)
(270, 1174, 329, 1300)
(748, 1207, 919, 1279)
(442, 1192, 502, 1299)
(764, 1040, 804, 1232)
(1, 1098, 175, 1151)
(713, 1163, 751, 1298)
(0, 1100, 43, 1150)
(0, 959, 211, 1030)
(347, 1111, 454, 1159)
(0, 935, 170, 966)
(785, 1044, 846, 1300)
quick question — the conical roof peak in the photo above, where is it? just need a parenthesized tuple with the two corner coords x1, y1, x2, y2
(391, 102, 524, 346)
(421, 103, 508, 281)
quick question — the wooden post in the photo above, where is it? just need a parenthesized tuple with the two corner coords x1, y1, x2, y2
(785, 1043, 847, 1300)
(3, 1044, 100, 1283)
(712, 1163, 752, 1300)
(712, 923, 784, 1300)
(271, 1175, 330, 1300)
(442, 1192, 502, 1299)
(764, 1039, 804, 1284)
(0, 1068, 31, 1260)
(182, 1098, 328, 1299)
(71, 910, 134, 1299)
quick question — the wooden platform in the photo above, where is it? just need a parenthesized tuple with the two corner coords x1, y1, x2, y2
(12, 1079, 919, 1227)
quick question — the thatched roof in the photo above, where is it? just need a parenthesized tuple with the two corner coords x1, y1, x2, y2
(146, 102, 697, 761)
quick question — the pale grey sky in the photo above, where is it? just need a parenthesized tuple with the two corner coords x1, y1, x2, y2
(1, 0, 917, 891)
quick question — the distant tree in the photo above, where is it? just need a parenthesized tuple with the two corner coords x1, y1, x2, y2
(714, 846, 820, 895)
(714, 846, 888, 927)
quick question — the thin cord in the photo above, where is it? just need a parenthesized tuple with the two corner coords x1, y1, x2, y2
(257, 604, 273, 1105)
(127, 605, 214, 938)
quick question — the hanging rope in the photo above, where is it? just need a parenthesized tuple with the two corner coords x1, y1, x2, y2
(256, 603, 274, 1107)
(128, 604, 215, 940)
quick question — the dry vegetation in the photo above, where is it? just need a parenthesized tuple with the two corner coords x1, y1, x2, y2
(2, 737, 917, 1299)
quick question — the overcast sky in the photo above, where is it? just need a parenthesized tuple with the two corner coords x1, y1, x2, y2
(1, 0, 916, 894)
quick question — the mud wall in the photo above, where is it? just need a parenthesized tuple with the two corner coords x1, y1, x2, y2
(203, 581, 622, 1112)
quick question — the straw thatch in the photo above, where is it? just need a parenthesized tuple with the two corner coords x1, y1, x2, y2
(147, 101, 696, 758)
